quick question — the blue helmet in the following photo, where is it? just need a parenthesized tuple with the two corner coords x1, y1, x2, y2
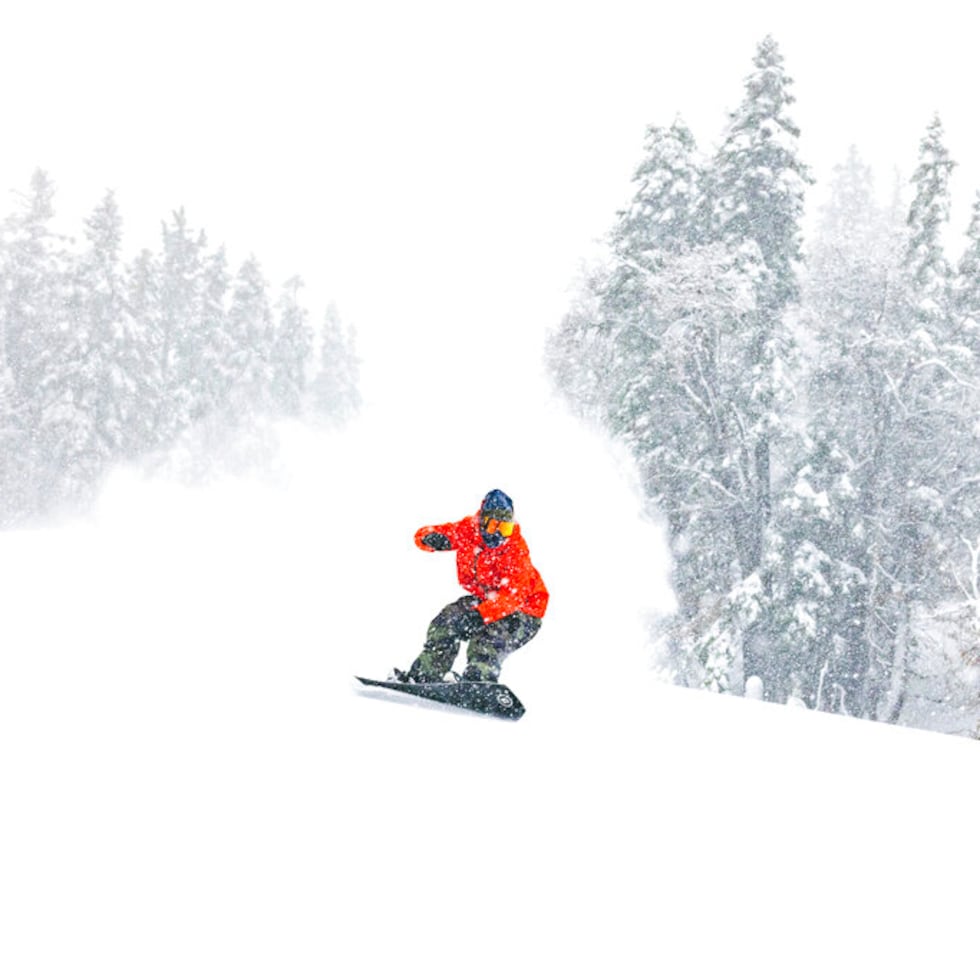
(479, 489, 514, 548)
(480, 488, 514, 518)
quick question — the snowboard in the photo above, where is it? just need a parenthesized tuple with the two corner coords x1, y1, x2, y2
(355, 675, 525, 720)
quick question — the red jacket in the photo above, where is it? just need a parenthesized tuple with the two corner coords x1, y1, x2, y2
(414, 514, 549, 624)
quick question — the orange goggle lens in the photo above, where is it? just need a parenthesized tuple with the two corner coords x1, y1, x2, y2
(484, 518, 515, 537)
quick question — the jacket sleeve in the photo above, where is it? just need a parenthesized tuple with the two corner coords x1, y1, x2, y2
(414, 519, 464, 552)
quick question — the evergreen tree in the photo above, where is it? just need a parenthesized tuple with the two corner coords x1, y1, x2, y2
(905, 115, 955, 322)
(154, 209, 207, 440)
(805, 144, 900, 306)
(710, 36, 812, 297)
(0, 171, 66, 394)
(272, 276, 314, 417)
(52, 190, 130, 502)
(612, 120, 704, 264)
(0, 170, 74, 514)
(172, 235, 231, 427)
(309, 304, 360, 424)
(952, 191, 980, 349)
(605, 118, 706, 332)
(0, 343, 25, 526)
(791, 147, 902, 712)
(194, 244, 232, 419)
(226, 256, 276, 416)
(894, 113, 970, 628)
(702, 34, 813, 696)
(121, 246, 164, 456)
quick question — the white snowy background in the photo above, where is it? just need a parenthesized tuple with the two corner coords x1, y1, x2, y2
(2, 2, 979, 978)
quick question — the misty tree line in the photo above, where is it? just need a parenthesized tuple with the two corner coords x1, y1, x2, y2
(547, 35, 980, 735)
(0, 170, 360, 526)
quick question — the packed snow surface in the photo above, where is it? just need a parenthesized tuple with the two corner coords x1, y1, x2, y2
(2, 392, 976, 979)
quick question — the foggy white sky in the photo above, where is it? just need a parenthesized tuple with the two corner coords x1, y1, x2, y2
(1, 1, 977, 402)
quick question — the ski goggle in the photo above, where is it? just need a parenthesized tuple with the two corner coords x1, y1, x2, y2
(482, 514, 515, 537)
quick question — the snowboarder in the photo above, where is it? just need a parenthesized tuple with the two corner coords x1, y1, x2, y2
(394, 489, 548, 684)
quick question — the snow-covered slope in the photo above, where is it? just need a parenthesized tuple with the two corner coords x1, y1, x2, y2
(2, 397, 977, 979)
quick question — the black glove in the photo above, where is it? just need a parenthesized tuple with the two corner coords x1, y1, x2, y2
(421, 532, 451, 551)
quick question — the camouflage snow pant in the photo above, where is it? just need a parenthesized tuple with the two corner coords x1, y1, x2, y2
(407, 595, 542, 683)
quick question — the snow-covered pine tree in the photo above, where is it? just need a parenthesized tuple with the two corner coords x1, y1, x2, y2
(948, 204, 980, 718)
(271, 276, 314, 418)
(0, 356, 20, 526)
(603, 118, 708, 444)
(0, 170, 74, 516)
(790, 146, 904, 713)
(548, 118, 706, 425)
(309, 304, 360, 424)
(881, 113, 977, 722)
(905, 115, 955, 322)
(805, 145, 898, 304)
(952, 191, 980, 350)
(604, 115, 709, 452)
(609, 119, 705, 292)
(121, 246, 164, 456)
(0, 172, 65, 396)
(900, 128, 980, 731)
(153, 209, 208, 443)
(51, 190, 130, 505)
(226, 256, 276, 417)
(700, 34, 812, 697)
(193, 244, 232, 421)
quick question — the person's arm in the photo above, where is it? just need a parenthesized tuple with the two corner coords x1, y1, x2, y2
(414, 519, 463, 552)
